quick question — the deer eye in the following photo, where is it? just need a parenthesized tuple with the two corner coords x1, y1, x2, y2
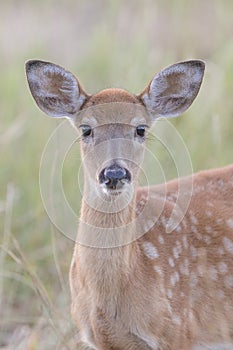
(80, 125, 92, 137)
(136, 125, 147, 137)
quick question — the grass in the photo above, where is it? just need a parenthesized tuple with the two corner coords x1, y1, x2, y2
(0, 0, 233, 348)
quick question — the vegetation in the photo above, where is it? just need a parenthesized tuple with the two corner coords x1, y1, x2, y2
(0, 0, 233, 348)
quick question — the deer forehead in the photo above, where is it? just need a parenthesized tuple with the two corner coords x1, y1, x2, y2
(84, 88, 140, 105)
(78, 88, 148, 126)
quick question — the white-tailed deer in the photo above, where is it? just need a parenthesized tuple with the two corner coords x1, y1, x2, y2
(26, 59, 233, 350)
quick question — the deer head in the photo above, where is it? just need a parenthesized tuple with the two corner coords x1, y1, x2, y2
(26, 60, 205, 206)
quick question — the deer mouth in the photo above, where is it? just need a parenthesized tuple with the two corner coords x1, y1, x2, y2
(98, 164, 131, 194)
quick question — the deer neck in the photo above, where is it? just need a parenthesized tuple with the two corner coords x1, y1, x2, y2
(75, 185, 139, 294)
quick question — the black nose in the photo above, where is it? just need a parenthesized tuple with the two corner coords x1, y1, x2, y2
(99, 164, 131, 189)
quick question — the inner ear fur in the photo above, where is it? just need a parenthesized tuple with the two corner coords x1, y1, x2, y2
(25, 60, 89, 118)
(138, 60, 205, 118)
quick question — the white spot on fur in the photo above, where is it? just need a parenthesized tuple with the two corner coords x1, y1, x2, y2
(143, 242, 159, 259)
(182, 235, 188, 249)
(158, 234, 164, 244)
(139, 198, 147, 205)
(190, 272, 198, 288)
(175, 271, 180, 281)
(170, 271, 180, 286)
(173, 241, 182, 259)
(167, 303, 172, 315)
(182, 219, 188, 229)
(217, 289, 225, 300)
(191, 225, 202, 240)
(135, 207, 140, 216)
(190, 212, 198, 225)
(172, 315, 181, 325)
(154, 266, 163, 276)
(217, 247, 224, 256)
(197, 264, 204, 277)
(226, 219, 233, 229)
(161, 285, 165, 295)
(180, 258, 189, 275)
(161, 216, 167, 228)
(191, 246, 197, 258)
(191, 225, 198, 234)
(205, 226, 212, 234)
(136, 333, 159, 350)
(223, 237, 233, 255)
(169, 257, 175, 267)
(173, 247, 179, 259)
(189, 311, 194, 322)
(166, 218, 178, 232)
(224, 275, 233, 288)
(209, 266, 218, 281)
(167, 289, 173, 299)
(184, 308, 188, 317)
(203, 235, 211, 245)
(218, 262, 228, 274)
(144, 220, 155, 232)
(206, 210, 213, 217)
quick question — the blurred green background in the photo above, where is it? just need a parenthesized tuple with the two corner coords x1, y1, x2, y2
(0, 0, 233, 349)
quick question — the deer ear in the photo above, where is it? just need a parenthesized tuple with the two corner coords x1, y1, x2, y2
(139, 60, 205, 119)
(25, 60, 89, 118)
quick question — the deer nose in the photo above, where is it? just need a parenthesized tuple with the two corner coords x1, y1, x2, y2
(104, 166, 126, 181)
(99, 164, 131, 189)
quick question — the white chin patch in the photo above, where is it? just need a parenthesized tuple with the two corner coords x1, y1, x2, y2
(101, 186, 123, 195)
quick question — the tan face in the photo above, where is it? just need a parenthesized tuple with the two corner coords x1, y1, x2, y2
(74, 100, 150, 196)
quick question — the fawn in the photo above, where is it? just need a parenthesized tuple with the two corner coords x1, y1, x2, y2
(26, 59, 233, 349)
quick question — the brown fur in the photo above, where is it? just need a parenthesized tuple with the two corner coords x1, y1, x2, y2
(70, 164, 233, 350)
